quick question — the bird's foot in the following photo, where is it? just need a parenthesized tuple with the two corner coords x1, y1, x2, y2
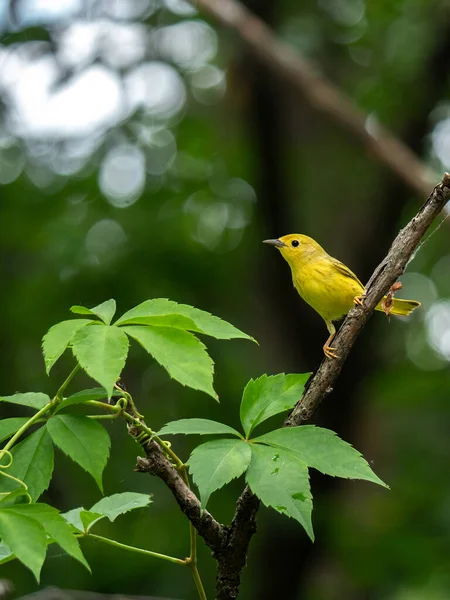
(353, 294, 365, 307)
(323, 345, 340, 360)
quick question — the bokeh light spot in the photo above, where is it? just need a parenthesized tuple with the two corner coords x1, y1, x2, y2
(190, 65, 226, 105)
(125, 62, 186, 119)
(85, 219, 127, 264)
(426, 300, 450, 361)
(0, 142, 25, 184)
(99, 144, 146, 207)
(155, 20, 217, 70)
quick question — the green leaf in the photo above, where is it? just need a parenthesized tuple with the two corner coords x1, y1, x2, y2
(0, 541, 14, 565)
(62, 494, 152, 534)
(240, 373, 310, 437)
(90, 492, 152, 522)
(116, 298, 255, 342)
(254, 426, 388, 487)
(0, 393, 50, 410)
(5, 504, 89, 570)
(0, 487, 30, 506)
(0, 509, 47, 580)
(46, 415, 110, 492)
(71, 300, 116, 325)
(0, 418, 30, 443)
(62, 508, 102, 533)
(245, 443, 313, 540)
(188, 439, 251, 508)
(158, 418, 241, 438)
(71, 324, 129, 399)
(120, 313, 199, 330)
(55, 388, 123, 413)
(123, 325, 217, 400)
(0, 428, 54, 501)
(42, 319, 93, 374)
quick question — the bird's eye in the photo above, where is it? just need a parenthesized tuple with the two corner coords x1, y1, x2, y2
(291, 240, 299, 247)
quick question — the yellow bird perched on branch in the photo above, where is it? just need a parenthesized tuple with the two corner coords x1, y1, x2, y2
(264, 234, 420, 359)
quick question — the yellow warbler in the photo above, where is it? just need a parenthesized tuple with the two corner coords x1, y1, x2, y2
(264, 234, 420, 359)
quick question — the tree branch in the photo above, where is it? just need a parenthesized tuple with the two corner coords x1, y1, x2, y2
(217, 172, 450, 599)
(192, 0, 435, 197)
(215, 487, 260, 600)
(135, 440, 226, 552)
(286, 171, 450, 426)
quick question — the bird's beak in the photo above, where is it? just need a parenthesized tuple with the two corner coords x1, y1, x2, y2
(263, 238, 287, 248)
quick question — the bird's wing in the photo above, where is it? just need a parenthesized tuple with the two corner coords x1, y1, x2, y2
(330, 257, 364, 288)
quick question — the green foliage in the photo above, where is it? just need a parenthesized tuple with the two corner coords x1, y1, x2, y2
(6, 504, 89, 570)
(89, 492, 152, 523)
(42, 320, 93, 375)
(158, 418, 241, 437)
(189, 439, 252, 508)
(0, 509, 47, 580)
(71, 324, 129, 399)
(254, 427, 388, 487)
(245, 443, 313, 540)
(0, 503, 88, 580)
(41, 299, 254, 400)
(46, 415, 110, 492)
(55, 388, 122, 412)
(240, 373, 310, 437)
(71, 300, 117, 325)
(63, 508, 102, 534)
(0, 393, 51, 410)
(123, 325, 217, 400)
(0, 419, 30, 444)
(160, 372, 386, 537)
(0, 428, 54, 501)
(0, 541, 14, 565)
(0, 491, 151, 580)
(0, 487, 30, 506)
(115, 298, 256, 341)
(0, 298, 386, 590)
(62, 492, 152, 533)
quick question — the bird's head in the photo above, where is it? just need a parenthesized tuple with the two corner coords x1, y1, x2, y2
(263, 234, 325, 267)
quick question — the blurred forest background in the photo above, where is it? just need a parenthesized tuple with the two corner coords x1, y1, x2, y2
(1, 0, 450, 598)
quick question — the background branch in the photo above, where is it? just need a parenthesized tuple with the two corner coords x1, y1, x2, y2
(192, 0, 435, 197)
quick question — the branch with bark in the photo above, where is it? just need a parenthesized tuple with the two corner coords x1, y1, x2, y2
(135, 174, 450, 599)
(190, 0, 435, 198)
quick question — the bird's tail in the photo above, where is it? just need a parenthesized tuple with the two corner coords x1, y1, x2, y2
(375, 297, 421, 316)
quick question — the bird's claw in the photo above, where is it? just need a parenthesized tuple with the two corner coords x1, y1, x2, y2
(323, 345, 340, 359)
(353, 294, 365, 307)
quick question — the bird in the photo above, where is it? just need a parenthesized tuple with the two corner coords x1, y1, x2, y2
(263, 234, 420, 359)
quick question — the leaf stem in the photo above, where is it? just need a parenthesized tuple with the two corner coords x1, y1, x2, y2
(1, 402, 54, 453)
(85, 400, 119, 411)
(190, 558, 207, 600)
(55, 364, 81, 400)
(86, 533, 186, 566)
(84, 400, 182, 467)
(87, 413, 122, 420)
(114, 384, 143, 419)
(151, 433, 184, 468)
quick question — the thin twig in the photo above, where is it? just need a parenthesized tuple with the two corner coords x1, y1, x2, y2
(191, 0, 435, 197)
